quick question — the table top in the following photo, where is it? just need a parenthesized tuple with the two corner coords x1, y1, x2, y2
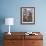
(4, 32, 43, 40)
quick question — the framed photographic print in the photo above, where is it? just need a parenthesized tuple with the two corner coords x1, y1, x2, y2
(21, 7, 35, 24)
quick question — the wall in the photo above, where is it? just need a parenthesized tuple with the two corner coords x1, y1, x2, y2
(0, 0, 46, 32)
(0, 0, 46, 46)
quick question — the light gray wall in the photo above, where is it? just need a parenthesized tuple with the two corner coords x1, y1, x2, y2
(0, 0, 46, 32)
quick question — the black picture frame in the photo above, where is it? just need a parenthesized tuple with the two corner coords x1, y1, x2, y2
(21, 7, 35, 24)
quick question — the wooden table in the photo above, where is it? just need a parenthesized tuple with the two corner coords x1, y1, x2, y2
(4, 32, 43, 46)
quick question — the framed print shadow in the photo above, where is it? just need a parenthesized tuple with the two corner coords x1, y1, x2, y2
(21, 7, 35, 24)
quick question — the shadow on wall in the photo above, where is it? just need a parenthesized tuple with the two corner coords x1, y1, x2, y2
(0, 16, 5, 46)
